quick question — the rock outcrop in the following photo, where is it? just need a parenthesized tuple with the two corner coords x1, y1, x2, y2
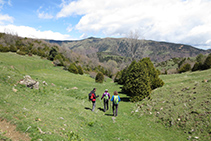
(19, 75, 39, 89)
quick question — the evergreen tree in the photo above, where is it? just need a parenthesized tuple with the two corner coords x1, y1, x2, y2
(114, 71, 121, 83)
(95, 72, 104, 83)
(203, 54, 211, 70)
(48, 47, 58, 61)
(77, 65, 84, 75)
(178, 63, 191, 73)
(122, 60, 151, 101)
(192, 62, 203, 71)
(117, 68, 127, 85)
(140, 58, 164, 90)
(119, 60, 137, 85)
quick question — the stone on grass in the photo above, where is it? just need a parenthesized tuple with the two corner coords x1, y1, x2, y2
(19, 75, 39, 89)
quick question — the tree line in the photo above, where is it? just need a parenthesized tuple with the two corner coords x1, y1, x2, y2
(0, 33, 114, 78)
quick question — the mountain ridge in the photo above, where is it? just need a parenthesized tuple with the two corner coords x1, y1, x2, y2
(47, 37, 211, 62)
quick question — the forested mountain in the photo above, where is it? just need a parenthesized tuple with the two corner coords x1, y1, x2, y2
(48, 37, 211, 63)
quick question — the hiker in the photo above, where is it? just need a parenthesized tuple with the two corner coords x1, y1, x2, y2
(101, 89, 110, 112)
(89, 88, 99, 112)
(110, 91, 121, 117)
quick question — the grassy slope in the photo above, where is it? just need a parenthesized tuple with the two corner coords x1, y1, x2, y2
(134, 69, 211, 140)
(0, 52, 188, 140)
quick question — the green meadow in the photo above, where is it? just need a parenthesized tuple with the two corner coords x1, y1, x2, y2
(0, 52, 210, 140)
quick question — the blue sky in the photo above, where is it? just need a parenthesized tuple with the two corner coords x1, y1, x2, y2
(0, 0, 211, 50)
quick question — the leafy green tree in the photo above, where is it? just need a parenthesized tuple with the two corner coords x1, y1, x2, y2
(95, 72, 104, 83)
(10, 45, 17, 52)
(196, 54, 204, 63)
(48, 47, 58, 61)
(54, 54, 64, 66)
(203, 54, 211, 70)
(77, 65, 84, 75)
(68, 63, 78, 74)
(178, 58, 186, 68)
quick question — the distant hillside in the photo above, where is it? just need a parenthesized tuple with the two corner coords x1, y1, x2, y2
(48, 37, 211, 63)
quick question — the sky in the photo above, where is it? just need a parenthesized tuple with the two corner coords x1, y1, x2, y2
(0, 0, 211, 50)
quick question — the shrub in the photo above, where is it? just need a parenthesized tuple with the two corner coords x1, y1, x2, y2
(122, 60, 151, 101)
(121, 58, 164, 102)
(54, 54, 64, 66)
(192, 62, 203, 71)
(0, 46, 10, 52)
(10, 45, 17, 52)
(141, 58, 164, 90)
(17, 51, 26, 55)
(203, 54, 211, 70)
(178, 63, 191, 73)
(77, 65, 84, 75)
(68, 63, 78, 74)
(95, 72, 104, 83)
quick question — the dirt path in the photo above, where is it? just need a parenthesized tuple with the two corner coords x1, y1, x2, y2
(0, 118, 31, 141)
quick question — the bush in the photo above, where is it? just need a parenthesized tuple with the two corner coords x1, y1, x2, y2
(10, 45, 17, 52)
(0, 46, 10, 52)
(122, 60, 151, 101)
(54, 54, 64, 66)
(178, 63, 191, 73)
(203, 54, 211, 70)
(95, 72, 104, 83)
(17, 51, 26, 55)
(77, 65, 84, 75)
(68, 63, 78, 74)
(192, 62, 203, 71)
(141, 58, 164, 90)
(121, 58, 164, 102)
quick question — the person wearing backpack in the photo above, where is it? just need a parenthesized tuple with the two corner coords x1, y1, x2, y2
(89, 88, 99, 112)
(110, 91, 121, 117)
(101, 89, 110, 112)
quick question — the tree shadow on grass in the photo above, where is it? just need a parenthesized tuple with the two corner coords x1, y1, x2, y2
(118, 91, 130, 102)
(120, 97, 130, 102)
(84, 107, 92, 111)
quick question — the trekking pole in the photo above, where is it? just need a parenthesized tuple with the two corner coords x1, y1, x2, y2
(99, 97, 103, 107)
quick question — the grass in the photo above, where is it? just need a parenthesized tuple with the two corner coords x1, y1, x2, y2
(0, 52, 201, 140)
(133, 70, 211, 140)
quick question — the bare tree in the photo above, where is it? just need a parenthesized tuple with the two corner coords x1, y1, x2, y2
(126, 29, 147, 61)
(126, 30, 140, 60)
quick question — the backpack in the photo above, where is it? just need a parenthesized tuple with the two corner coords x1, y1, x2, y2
(114, 95, 119, 104)
(88, 92, 92, 101)
(104, 93, 109, 100)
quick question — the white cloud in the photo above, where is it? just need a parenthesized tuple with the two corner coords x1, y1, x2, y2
(57, 0, 211, 49)
(80, 33, 87, 39)
(38, 12, 53, 19)
(37, 6, 54, 19)
(0, 24, 74, 40)
(0, 13, 13, 24)
(66, 24, 73, 32)
(0, 0, 11, 7)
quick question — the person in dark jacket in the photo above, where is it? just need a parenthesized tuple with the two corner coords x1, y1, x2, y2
(90, 88, 99, 112)
(101, 89, 110, 112)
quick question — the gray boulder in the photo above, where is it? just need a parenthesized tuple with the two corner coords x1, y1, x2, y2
(19, 75, 39, 89)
